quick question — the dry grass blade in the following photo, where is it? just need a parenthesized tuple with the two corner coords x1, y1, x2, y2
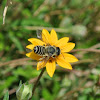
(0, 58, 31, 67)
(25, 26, 71, 33)
(3, 0, 12, 24)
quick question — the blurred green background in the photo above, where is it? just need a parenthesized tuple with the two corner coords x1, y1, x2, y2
(0, 0, 100, 100)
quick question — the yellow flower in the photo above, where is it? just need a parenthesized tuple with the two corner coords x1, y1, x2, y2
(26, 29, 78, 77)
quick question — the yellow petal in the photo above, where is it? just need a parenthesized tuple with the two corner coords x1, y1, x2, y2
(26, 51, 41, 60)
(26, 44, 34, 50)
(46, 60, 56, 77)
(28, 38, 45, 46)
(61, 43, 75, 52)
(56, 55, 72, 70)
(55, 37, 69, 48)
(37, 61, 46, 70)
(50, 29, 58, 45)
(42, 29, 51, 44)
(59, 53, 78, 62)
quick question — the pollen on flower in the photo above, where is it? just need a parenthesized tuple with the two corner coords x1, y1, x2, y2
(26, 29, 78, 77)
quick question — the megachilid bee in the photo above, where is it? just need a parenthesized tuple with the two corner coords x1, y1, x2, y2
(32, 30, 61, 68)
(33, 45, 60, 59)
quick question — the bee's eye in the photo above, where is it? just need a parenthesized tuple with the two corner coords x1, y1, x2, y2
(34, 46, 38, 53)
(34, 47, 36, 52)
(52, 55, 56, 58)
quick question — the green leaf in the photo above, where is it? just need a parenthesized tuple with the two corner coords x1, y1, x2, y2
(3, 91, 9, 100)
(78, 95, 87, 100)
(83, 88, 92, 94)
(13, 66, 40, 79)
(42, 88, 52, 100)
(59, 17, 72, 28)
(19, 80, 22, 87)
(0, 33, 4, 50)
(8, 32, 24, 52)
(21, 18, 52, 27)
(53, 81, 60, 94)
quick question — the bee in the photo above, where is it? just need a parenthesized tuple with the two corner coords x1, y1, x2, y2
(33, 45, 60, 58)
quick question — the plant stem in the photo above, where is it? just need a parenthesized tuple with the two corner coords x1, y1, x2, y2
(31, 68, 45, 98)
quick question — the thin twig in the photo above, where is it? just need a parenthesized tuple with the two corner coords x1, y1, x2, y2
(71, 59, 93, 65)
(30, 68, 45, 99)
(90, 43, 100, 49)
(71, 48, 100, 53)
(32, 68, 45, 94)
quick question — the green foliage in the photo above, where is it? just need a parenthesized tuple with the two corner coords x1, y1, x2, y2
(21, 18, 52, 27)
(3, 91, 9, 100)
(13, 66, 40, 79)
(0, 33, 4, 51)
(0, 0, 100, 100)
(42, 81, 60, 100)
(8, 32, 24, 52)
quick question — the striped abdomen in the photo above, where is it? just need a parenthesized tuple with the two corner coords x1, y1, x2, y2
(33, 46, 45, 56)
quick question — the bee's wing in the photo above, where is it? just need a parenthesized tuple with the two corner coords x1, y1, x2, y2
(36, 30, 42, 39)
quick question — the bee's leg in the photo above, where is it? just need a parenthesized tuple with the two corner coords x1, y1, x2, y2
(39, 54, 48, 61)
(46, 43, 50, 46)
(39, 55, 46, 61)
(39, 57, 45, 61)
